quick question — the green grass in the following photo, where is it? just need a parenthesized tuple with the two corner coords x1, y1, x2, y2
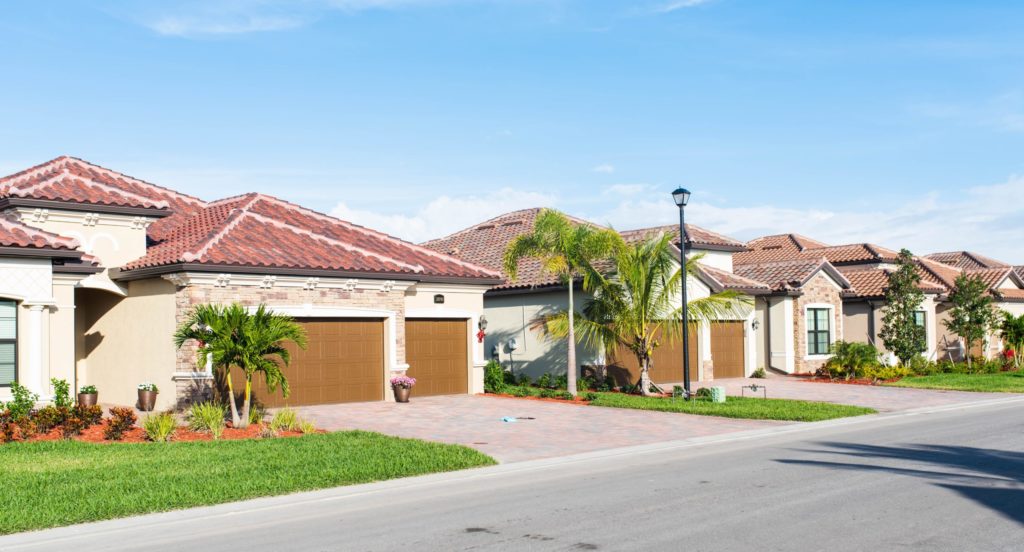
(589, 392, 876, 422)
(0, 431, 495, 535)
(885, 370, 1024, 393)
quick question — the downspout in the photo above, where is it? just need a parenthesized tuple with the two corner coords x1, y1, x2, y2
(763, 296, 772, 370)
(867, 301, 876, 347)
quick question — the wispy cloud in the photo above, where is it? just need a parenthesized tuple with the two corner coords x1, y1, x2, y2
(592, 163, 615, 174)
(653, 0, 715, 14)
(910, 90, 1024, 133)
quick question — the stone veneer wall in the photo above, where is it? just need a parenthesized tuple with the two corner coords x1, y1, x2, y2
(173, 283, 407, 407)
(793, 272, 844, 374)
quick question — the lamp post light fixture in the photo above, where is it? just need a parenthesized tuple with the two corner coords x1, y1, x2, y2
(672, 187, 692, 397)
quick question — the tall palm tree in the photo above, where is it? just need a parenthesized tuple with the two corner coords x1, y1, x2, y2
(998, 311, 1024, 368)
(174, 303, 307, 428)
(543, 233, 749, 395)
(503, 209, 620, 396)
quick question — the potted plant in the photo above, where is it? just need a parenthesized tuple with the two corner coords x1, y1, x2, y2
(137, 382, 159, 412)
(78, 385, 98, 407)
(390, 376, 416, 403)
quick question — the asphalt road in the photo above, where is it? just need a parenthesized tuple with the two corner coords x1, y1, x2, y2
(5, 399, 1023, 552)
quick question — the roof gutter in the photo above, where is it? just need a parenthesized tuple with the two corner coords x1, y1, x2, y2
(0, 197, 171, 218)
(108, 263, 504, 286)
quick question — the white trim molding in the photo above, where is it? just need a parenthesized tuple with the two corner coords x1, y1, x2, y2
(163, 272, 415, 294)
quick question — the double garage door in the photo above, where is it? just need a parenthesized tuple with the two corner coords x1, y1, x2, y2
(605, 321, 746, 384)
(247, 317, 468, 408)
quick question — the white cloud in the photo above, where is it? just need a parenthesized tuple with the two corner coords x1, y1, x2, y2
(910, 90, 1024, 134)
(330, 187, 557, 243)
(653, 0, 715, 14)
(151, 14, 306, 36)
(592, 163, 615, 174)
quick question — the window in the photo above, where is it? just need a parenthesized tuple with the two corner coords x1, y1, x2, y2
(913, 311, 926, 328)
(807, 307, 831, 356)
(913, 311, 927, 353)
(0, 300, 15, 387)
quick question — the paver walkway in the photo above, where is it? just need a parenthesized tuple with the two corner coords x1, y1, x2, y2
(295, 395, 782, 463)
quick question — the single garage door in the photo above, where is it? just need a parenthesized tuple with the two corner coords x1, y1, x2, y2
(246, 318, 384, 407)
(606, 325, 699, 386)
(406, 319, 469, 396)
(710, 321, 746, 378)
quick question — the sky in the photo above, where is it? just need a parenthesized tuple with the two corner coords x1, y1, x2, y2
(2, 1, 1023, 262)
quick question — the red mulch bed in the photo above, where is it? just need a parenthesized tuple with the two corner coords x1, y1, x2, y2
(11, 420, 309, 445)
(790, 374, 899, 386)
(478, 393, 592, 405)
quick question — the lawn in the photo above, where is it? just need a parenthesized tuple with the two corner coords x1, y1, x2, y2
(885, 370, 1024, 393)
(0, 431, 495, 535)
(589, 393, 876, 421)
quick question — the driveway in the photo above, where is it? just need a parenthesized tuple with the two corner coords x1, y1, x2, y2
(295, 395, 782, 463)
(690, 375, 1015, 412)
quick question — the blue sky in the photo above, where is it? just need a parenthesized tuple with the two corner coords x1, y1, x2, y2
(2, 1, 1023, 262)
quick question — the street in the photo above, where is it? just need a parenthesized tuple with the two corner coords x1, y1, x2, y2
(4, 399, 1023, 551)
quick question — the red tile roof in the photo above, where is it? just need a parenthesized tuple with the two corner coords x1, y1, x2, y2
(695, 264, 770, 294)
(925, 251, 1010, 270)
(0, 217, 81, 252)
(735, 234, 900, 266)
(842, 269, 946, 299)
(966, 267, 1015, 291)
(619, 223, 748, 252)
(733, 258, 850, 292)
(994, 288, 1024, 302)
(0, 156, 208, 242)
(120, 193, 500, 281)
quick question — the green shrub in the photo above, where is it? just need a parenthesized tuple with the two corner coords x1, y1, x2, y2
(823, 341, 881, 380)
(539, 388, 556, 399)
(73, 405, 103, 428)
(61, 417, 85, 440)
(270, 408, 300, 433)
(554, 391, 574, 401)
(751, 367, 767, 379)
(143, 412, 178, 442)
(536, 373, 554, 389)
(582, 392, 598, 402)
(904, 355, 939, 376)
(862, 365, 913, 381)
(554, 374, 568, 390)
(483, 360, 509, 393)
(189, 402, 226, 439)
(2, 383, 38, 421)
(596, 376, 614, 392)
(248, 404, 267, 426)
(516, 373, 532, 386)
(78, 384, 98, 395)
(50, 378, 72, 409)
(103, 407, 137, 441)
(298, 419, 317, 434)
(509, 386, 529, 397)
(33, 406, 68, 433)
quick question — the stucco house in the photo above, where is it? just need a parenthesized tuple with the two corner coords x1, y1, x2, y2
(0, 156, 501, 409)
(422, 209, 769, 386)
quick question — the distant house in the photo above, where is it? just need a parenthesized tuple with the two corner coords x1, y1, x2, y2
(423, 209, 768, 385)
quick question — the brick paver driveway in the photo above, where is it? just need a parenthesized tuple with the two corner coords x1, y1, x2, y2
(295, 395, 782, 463)
(686, 376, 1015, 412)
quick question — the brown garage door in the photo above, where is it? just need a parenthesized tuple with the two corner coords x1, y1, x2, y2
(406, 319, 469, 396)
(245, 318, 384, 407)
(711, 321, 746, 378)
(606, 325, 698, 386)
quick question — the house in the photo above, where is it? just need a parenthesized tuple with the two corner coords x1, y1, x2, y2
(423, 209, 768, 385)
(0, 156, 501, 409)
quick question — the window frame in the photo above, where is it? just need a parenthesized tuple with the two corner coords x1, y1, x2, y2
(0, 299, 17, 388)
(805, 305, 833, 358)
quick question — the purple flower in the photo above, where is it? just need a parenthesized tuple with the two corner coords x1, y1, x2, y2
(390, 376, 417, 389)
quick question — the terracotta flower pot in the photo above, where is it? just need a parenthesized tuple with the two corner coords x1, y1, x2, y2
(393, 386, 411, 403)
(138, 390, 158, 412)
(77, 393, 98, 407)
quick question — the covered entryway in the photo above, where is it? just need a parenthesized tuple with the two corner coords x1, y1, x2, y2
(405, 319, 469, 396)
(710, 321, 747, 378)
(606, 326, 699, 386)
(248, 318, 384, 407)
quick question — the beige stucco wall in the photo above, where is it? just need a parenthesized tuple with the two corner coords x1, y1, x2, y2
(691, 249, 733, 272)
(16, 208, 153, 269)
(75, 278, 179, 409)
(843, 296, 939, 361)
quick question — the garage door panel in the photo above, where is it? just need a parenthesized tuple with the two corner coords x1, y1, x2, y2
(246, 318, 384, 408)
(406, 319, 469, 397)
(606, 325, 698, 386)
(710, 321, 746, 379)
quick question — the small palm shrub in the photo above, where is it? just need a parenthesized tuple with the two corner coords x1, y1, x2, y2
(103, 407, 137, 441)
(143, 412, 177, 442)
(298, 419, 317, 434)
(751, 367, 767, 379)
(822, 341, 881, 380)
(189, 402, 226, 440)
(270, 408, 299, 433)
(248, 404, 267, 426)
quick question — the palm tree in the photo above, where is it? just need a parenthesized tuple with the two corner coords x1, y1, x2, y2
(174, 303, 307, 428)
(503, 209, 620, 396)
(543, 233, 749, 395)
(998, 311, 1024, 368)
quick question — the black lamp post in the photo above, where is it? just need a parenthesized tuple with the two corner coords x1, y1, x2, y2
(672, 187, 692, 397)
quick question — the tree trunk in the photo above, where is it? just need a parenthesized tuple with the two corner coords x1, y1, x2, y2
(225, 369, 241, 427)
(238, 377, 252, 429)
(639, 355, 653, 396)
(567, 281, 578, 397)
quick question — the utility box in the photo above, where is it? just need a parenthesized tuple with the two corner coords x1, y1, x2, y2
(711, 386, 726, 403)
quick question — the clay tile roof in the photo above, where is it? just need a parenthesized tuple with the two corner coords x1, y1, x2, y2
(993, 288, 1024, 302)
(0, 216, 81, 253)
(120, 193, 500, 281)
(1016, 266, 1024, 280)
(618, 223, 748, 252)
(733, 258, 847, 292)
(843, 269, 946, 299)
(966, 267, 1014, 291)
(925, 251, 1010, 270)
(733, 234, 828, 265)
(809, 243, 901, 265)
(0, 156, 208, 242)
(695, 263, 771, 295)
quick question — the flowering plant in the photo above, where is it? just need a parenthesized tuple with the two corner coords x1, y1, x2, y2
(79, 385, 98, 394)
(138, 382, 159, 393)
(390, 376, 417, 389)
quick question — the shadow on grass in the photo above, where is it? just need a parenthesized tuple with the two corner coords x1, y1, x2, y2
(777, 442, 1024, 525)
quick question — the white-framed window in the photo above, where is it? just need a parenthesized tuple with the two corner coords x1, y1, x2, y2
(0, 300, 16, 387)
(805, 304, 833, 357)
